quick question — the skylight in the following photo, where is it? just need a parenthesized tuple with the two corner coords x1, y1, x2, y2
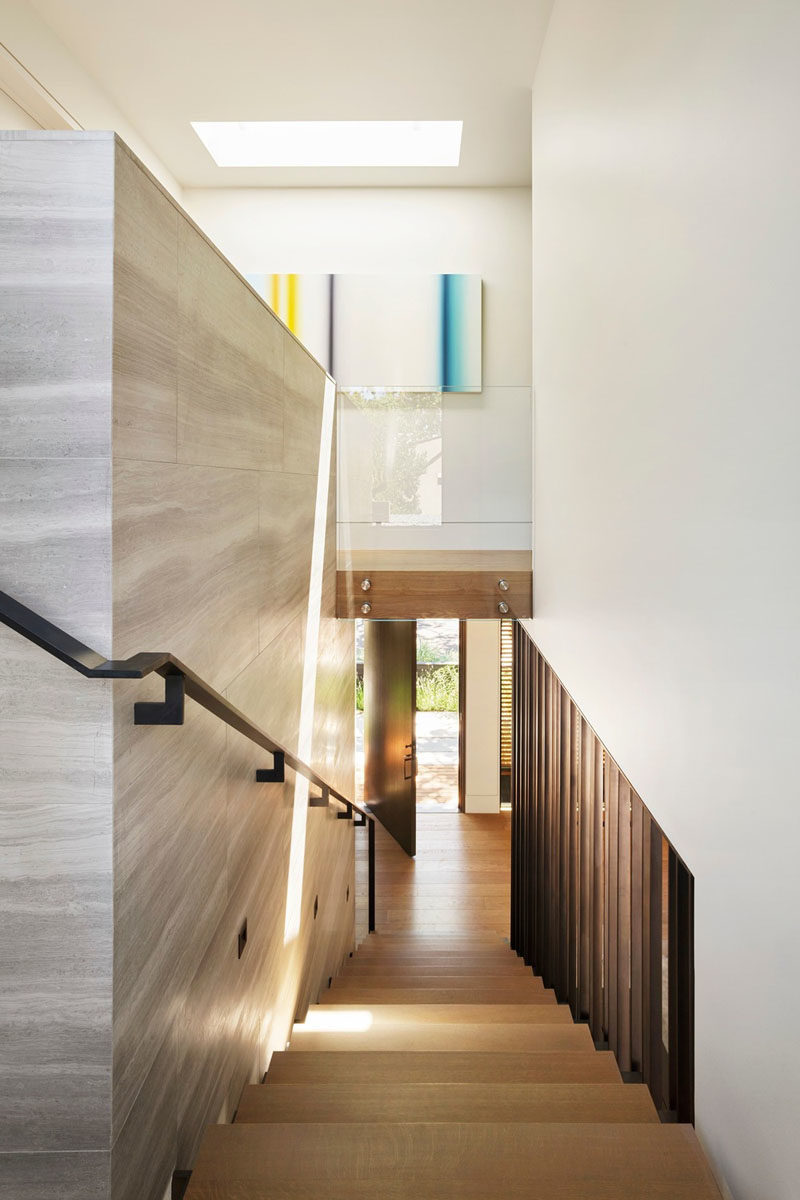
(191, 120, 463, 168)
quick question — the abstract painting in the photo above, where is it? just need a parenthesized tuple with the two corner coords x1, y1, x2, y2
(245, 273, 482, 392)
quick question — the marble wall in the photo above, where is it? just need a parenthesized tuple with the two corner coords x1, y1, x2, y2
(0, 133, 356, 1200)
(0, 132, 116, 1198)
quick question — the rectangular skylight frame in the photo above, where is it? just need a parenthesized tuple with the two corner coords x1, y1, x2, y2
(191, 120, 463, 168)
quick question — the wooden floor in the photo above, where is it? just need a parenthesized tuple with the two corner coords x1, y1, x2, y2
(366, 810, 512, 937)
(185, 811, 722, 1200)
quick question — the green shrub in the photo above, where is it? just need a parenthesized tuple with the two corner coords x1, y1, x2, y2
(416, 664, 458, 712)
(416, 639, 439, 663)
(356, 664, 458, 712)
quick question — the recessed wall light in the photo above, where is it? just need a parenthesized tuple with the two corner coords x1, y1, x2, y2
(191, 120, 463, 167)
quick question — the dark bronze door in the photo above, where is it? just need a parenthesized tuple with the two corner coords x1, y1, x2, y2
(364, 620, 417, 857)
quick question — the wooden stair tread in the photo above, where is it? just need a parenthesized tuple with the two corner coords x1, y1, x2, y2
(265, 1049, 623, 1085)
(357, 931, 510, 940)
(350, 954, 527, 967)
(338, 965, 535, 977)
(353, 941, 519, 951)
(354, 943, 520, 952)
(287, 1022, 595, 1052)
(186, 1122, 722, 1199)
(303, 1003, 571, 1024)
(235, 1082, 659, 1124)
(320, 986, 557, 1004)
(355, 931, 506, 940)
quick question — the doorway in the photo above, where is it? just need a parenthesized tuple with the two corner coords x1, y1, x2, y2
(355, 618, 463, 851)
(415, 619, 461, 813)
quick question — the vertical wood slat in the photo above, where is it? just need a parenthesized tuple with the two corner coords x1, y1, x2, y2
(668, 846, 679, 1114)
(513, 622, 520, 950)
(545, 664, 554, 986)
(578, 716, 592, 1022)
(648, 826, 664, 1112)
(509, 626, 693, 1123)
(592, 733, 604, 1044)
(640, 809, 652, 1084)
(557, 687, 569, 1001)
(605, 758, 619, 1052)
(676, 862, 695, 1124)
(617, 777, 632, 1073)
(630, 794, 644, 1075)
(567, 703, 580, 1014)
(536, 653, 547, 976)
(556, 686, 568, 1003)
(525, 629, 532, 963)
(550, 667, 559, 990)
(526, 630, 532, 961)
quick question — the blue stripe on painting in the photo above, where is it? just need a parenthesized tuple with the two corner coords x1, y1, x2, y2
(442, 274, 478, 393)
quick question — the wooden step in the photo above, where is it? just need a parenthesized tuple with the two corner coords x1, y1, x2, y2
(186, 1122, 723, 1199)
(334, 975, 542, 989)
(319, 985, 556, 1005)
(355, 941, 517, 949)
(350, 954, 525, 969)
(357, 935, 510, 945)
(265, 1049, 622, 1086)
(287, 1022, 595, 1053)
(355, 935, 515, 946)
(357, 931, 510, 940)
(339, 964, 535, 978)
(358, 932, 508, 940)
(377, 920, 510, 933)
(351, 949, 523, 962)
(304, 1003, 571, 1025)
(235, 1081, 658, 1125)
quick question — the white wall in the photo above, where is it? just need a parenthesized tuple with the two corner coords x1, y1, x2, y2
(185, 187, 533, 553)
(463, 621, 501, 814)
(529, 3, 800, 1197)
(1, 0, 182, 198)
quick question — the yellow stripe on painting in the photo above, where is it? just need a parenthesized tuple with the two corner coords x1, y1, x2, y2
(287, 273, 298, 334)
(270, 273, 281, 316)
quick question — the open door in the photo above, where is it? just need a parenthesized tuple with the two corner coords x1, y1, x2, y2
(364, 620, 416, 856)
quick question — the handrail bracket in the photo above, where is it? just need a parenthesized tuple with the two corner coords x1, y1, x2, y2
(134, 671, 185, 726)
(256, 751, 285, 783)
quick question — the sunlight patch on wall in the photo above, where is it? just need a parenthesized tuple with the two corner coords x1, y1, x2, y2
(283, 375, 336, 945)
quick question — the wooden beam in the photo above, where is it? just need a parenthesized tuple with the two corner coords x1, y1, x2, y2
(336, 570, 532, 618)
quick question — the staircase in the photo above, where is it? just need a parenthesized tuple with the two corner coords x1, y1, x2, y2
(184, 929, 722, 1199)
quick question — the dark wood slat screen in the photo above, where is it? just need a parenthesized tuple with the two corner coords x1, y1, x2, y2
(510, 623, 695, 1123)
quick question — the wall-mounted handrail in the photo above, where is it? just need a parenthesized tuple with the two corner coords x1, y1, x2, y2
(0, 588, 376, 932)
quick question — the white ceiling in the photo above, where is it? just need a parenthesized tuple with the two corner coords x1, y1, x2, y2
(28, 0, 553, 187)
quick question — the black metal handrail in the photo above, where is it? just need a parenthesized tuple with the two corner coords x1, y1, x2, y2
(0, 588, 376, 931)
